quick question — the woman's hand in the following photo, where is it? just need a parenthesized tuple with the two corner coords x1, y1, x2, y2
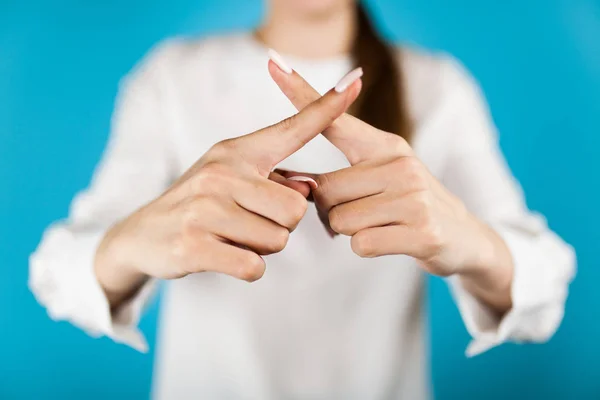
(269, 60, 514, 312)
(94, 77, 362, 308)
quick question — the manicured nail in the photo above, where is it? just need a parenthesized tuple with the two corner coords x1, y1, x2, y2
(268, 48, 293, 74)
(287, 176, 318, 189)
(334, 67, 363, 93)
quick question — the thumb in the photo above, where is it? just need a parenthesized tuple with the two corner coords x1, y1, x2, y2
(268, 170, 314, 198)
(275, 169, 337, 238)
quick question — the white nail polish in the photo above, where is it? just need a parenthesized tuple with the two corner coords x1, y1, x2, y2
(334, 67, 363, 93)
(287, 176, 318, 189)
(268, 48, 293, 74)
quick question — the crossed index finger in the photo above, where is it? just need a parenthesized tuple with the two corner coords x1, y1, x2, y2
(234, 64, 362, 174)
(268, 59, 412, 165)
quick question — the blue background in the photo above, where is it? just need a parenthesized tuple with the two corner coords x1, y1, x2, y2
(1, 0, 599, 399)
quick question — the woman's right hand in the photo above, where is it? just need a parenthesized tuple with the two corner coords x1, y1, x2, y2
(94, 74, 362, 307)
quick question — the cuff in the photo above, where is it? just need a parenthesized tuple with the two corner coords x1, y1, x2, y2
(29, 226, 157, 352)
(447, 224, 572, 357)
(93, 272, 158, 353)
(448, 273, 517, 357)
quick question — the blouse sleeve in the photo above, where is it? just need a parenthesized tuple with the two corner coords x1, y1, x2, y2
(436, 57, 576, 356)
(29, 40, 182, 352)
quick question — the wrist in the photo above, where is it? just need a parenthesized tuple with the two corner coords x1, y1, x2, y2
(457, 215, 502, 277)
(457, 217, 514, 312)
(94, 225, 148, 309)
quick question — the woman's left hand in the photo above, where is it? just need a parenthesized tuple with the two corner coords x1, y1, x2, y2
(281, 129, 496, 279)
(269, 61, 514, 311)
(287, 159, 496, 279)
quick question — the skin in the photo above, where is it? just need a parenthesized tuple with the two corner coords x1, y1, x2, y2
(94, 79, 362, 309)
(268, 61, 514, 313)
(96, 0, 513, 314)
(256, 0, 356, 59)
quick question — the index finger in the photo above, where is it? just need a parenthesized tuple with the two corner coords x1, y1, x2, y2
(235, 67, 362, 173)
(268, 57, 411, 164)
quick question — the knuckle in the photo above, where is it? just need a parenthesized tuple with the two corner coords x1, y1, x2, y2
(180, 201, 202, 231)
(211, 138, 237, 155)
(180, 215, 198, 239)
(420, 220, 444, 256)
(203, 161, 234, 179)
(288, 193, 308, 221)
(412, 193, 436, 229)
(191, 162, 233, 193)
(281, 192, 308, 228)
(265, 227, 290, 253)
(351, 231, 376, 258)
(237, 253, 265, 282)
(170, 234, 205, 274)
(328, 207, 348, 234)
(386, 135, 411, 156)
(393, 157, 428, 191)
(180, 197, 211, 229)
(393, 156, 418, 173)
(413, 192, 434, 213)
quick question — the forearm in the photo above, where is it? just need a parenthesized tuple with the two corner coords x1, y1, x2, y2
(94, 223, 149, 311)
(458, 219, 514, 314)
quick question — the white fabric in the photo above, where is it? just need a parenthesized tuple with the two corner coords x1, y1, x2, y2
(29, 33, 576, 400)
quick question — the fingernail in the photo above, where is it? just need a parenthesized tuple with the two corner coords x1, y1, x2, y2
(268, 48, 293, 74)
(287, 176, 318, 189)
(334, 67, 363, 93)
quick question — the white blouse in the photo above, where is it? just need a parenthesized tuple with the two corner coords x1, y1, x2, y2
(29, 33, 575, 400)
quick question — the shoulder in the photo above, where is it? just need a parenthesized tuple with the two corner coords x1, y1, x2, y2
(392, 45, 484, 126)
(124, 33, 251, 86)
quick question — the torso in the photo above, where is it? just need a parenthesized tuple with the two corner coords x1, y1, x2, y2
(150, 33, 450, 400)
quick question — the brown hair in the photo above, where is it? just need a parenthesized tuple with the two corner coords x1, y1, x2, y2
(350, 2, 412, 141)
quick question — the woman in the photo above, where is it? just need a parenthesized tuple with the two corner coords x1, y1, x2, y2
(30, 0, 575, 398)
